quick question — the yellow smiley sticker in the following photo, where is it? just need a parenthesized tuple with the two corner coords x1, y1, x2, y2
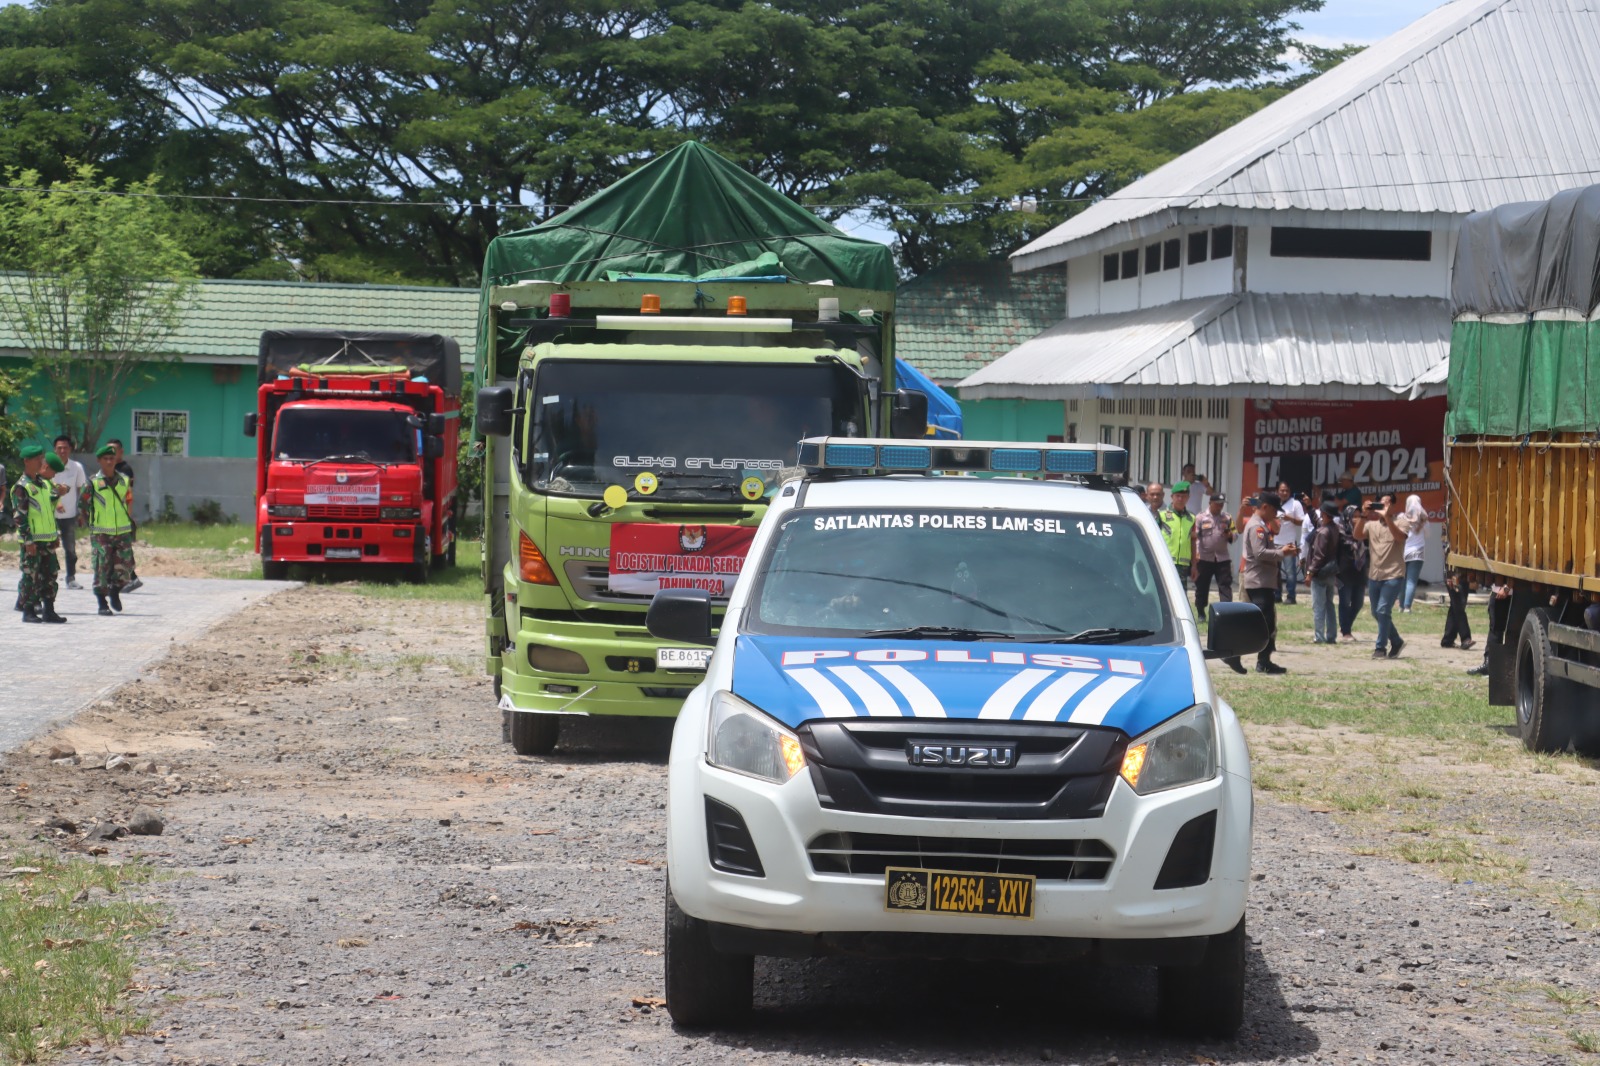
(740, 476, 765, 501)
(602, 484, 629, 510)
(633, 471, 659, 496)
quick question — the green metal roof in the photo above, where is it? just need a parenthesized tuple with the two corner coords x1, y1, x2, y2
(894, 261, 1065, 384)
(0, 278, 480, 364)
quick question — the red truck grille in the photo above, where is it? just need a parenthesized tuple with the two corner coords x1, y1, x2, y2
(307, 505, 380, 520)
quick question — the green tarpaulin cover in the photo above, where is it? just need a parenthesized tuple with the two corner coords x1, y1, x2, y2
(1448, 185, 1600, 436)
(479, 142, 896, 291)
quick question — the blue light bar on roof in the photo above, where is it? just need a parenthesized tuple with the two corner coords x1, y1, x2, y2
(797, 437, 1128, 478)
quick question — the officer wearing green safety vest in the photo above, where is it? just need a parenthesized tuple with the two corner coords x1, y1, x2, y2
(1158, 480, 1196, 591)
(11, 443, 67, 623)
(82, 444, 136, 616)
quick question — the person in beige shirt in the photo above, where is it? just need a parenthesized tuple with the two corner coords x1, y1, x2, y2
(1355, 493, 1413, 660)
(1233, 493, 1296, 675)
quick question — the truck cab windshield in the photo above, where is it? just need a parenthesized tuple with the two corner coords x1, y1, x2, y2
(274, 409, 417, 464)
(525, 360, 859, 500)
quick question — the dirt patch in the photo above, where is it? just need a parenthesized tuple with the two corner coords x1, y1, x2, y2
(1, 586, 1596, 1064)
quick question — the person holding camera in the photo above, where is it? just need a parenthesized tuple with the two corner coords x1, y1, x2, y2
(1354, 493, 1413, 659)
(1273, 480, 1306, 605)
(1234, 491, 1296, 675)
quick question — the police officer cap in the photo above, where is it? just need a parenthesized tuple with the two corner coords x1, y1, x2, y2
(1257, 492, 1282, 510)
(1172, 480, 1191, 493)
(20, 443, 44, 459)
(95, 443, 116, 458)
(1210, 492, 1226, 503)
(44, 452, 64, 472)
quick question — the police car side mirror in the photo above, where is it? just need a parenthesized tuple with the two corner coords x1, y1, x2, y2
(889, 388, 929, 439)
(243, 413, 258, 438)
(646, 588, 715, 647)
(1205, 601, 1270, 660)
(476, 386, 514, 437)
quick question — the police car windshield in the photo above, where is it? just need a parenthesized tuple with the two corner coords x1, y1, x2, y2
(524, 361, 858, 501)
(748, 507, 1174, 643)
(275, 409, 416, 463)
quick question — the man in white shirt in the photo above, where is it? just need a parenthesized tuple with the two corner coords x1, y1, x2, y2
(52, 435, 89, 590)
(1181, 463, 1210, 514)
(1273, 479, 1306, 605)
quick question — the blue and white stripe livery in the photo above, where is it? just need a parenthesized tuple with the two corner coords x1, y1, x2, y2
(731, 636, 1195, 736)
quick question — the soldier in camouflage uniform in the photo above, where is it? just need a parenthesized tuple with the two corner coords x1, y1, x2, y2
(12, 443, 67, 623)
(83, 444, 136, 616)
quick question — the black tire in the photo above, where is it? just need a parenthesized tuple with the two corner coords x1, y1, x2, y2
(407, 560, 431, 585)
(261, 558, 288, 581)
(446, 539, 458, 568)
(1515, 608, 1581, 754)
(1157, 917, 1246, 1038)
(664, 882, 753, 1028)
(508, 711, 559, 755)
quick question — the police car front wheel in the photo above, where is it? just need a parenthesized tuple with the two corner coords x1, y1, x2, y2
(1155, 916, 1246, 1037)
(664, 882, 753, 1028)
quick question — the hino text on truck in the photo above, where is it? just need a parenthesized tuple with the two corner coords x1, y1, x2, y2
(246, 330, 463, 583)
(1445, 186, 1600, 755)
(474, 142, 927, 755)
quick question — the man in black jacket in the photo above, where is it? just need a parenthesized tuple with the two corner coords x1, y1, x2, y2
(1304, 500, 1343, 644)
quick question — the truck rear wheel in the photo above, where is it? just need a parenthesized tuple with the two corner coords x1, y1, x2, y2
(406, 560, 431, 585)
(261, 558, 288, 581)
(1156, 917, 1246, 1037)
(1516, 608, 1581, 754)
(508, 711, 559, 755)
(664, 882, 753, 1028)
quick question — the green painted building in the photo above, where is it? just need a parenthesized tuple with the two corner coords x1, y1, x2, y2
(893, 260, 1068, 440)
(1, 279, 480, 459)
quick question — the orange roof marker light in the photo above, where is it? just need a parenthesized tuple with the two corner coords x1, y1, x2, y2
(727, 295, 748, 316)
(640, 293, 662, 314)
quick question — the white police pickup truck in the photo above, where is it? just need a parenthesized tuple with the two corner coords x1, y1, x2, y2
(646, 439, 1268, 1035)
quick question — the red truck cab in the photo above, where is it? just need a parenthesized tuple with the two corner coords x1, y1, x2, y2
(246, 330, 462, 582)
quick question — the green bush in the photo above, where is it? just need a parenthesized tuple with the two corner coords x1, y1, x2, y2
(187, 498, 234, 526)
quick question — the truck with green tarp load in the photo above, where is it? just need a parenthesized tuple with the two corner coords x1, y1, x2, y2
(1446, 185, 1600, 755)
(473, 142, 924, 754)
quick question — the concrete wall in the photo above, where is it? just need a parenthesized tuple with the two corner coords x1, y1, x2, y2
(1245, 224, 1454, 299)
(1066, 224, 1240, 318)
(122, 454, 256, 524)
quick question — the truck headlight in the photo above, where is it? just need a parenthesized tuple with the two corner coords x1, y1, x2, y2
(380, 507, 422, 520)
(1119, 703, 1217, 795)
(707, 691, 805, 785)
(267, 505, 306, 518)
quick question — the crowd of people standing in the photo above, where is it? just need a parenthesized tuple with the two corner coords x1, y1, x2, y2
(1142, 467, 1488, 676)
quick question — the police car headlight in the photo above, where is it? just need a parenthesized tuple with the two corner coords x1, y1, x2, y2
(707, 691, 806, 784)
(1119, 703, 1216, 795)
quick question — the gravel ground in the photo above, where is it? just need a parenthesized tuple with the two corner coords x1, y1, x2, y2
(2, 585, 1597, 1066)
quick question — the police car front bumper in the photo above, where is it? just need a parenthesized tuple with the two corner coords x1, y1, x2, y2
(667, 756, 1251, 949)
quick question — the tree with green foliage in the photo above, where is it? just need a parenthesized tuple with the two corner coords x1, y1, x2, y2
(0, 165, 199, 454)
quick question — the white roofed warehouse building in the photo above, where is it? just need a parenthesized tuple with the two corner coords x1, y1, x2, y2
(961, 0, 1600, 584)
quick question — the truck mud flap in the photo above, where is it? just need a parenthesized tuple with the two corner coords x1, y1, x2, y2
(1488, 641, 1516, 706)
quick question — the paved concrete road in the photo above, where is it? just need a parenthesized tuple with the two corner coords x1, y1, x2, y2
(0, 576, 296, 752)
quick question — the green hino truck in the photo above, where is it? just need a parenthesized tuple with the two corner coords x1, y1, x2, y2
(474, 142, 919, 754)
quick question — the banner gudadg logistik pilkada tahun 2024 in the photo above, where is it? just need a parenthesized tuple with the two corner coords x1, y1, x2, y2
(1240, 397, 1447, 521)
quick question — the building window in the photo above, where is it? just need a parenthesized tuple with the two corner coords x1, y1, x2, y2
(1120, 249, 1139, 279)
(1101, 425, 1115, 445)
(1099, 398, 1116, 415)
(1209, 433, 1227, 488)
(1188, 231, 1208, 263)
(1066, 423, 1078, 443)
(1067, 399, 1079, 411)
(1138, 398, 1156, 416)
(1145, 243, 1162, 273)
(1163, 239, 1181, 270)
(1211, 225, 1234, 259)
(1160, 430, 1174, 483)
(1158, 398, 1177, 417)
(1269, 226, 1431, 261)
(1103, 254, 1119, 282)
(132, 410, 189, 456)
(1180, 398, 1204, 420)
(1207, 398, 1231, 420)
(1139, 428, 1154, 481)
(1119, 427, 1134, 458)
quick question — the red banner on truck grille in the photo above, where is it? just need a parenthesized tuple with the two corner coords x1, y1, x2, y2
(607, 524, 756, 597)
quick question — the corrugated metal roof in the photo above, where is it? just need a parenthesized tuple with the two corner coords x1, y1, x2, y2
(959, 293, 1451, 400)
(1012, 0, 1600, 270)
(0, 279, 480, 364)
(894, 261, 1065, 382)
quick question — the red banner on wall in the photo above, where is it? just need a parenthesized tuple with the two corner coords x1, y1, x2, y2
(608, 523, 756, 596)
(1241, 397, 1447, 519)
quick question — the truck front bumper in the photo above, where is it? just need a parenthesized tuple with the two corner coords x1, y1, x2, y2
(262, 522, 425, 565)
(498, 611, 708, 719)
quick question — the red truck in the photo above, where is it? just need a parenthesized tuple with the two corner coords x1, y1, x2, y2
(245, 330, 462, 582)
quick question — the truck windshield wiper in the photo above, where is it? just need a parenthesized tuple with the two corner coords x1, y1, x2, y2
(303, 453, 391, 468)
(1033, 628, 1156, 645)
(860, 625, 1015, 641)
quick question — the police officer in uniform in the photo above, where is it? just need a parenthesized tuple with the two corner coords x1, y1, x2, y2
(83, 444, 136, 616)
(12, 444, 68, 623)
(1159, 480, 1197, 591)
